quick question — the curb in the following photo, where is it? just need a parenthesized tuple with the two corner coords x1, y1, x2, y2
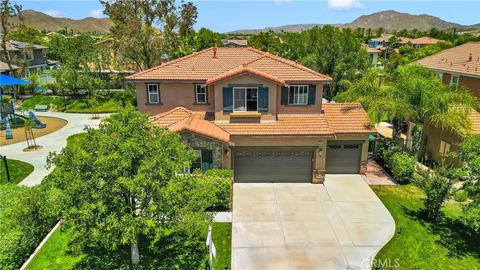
(20, 220, 62, 270)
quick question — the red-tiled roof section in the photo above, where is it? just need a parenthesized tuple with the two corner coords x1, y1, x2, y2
(126, 47, 332, 83)
(411, 37, 442, 45)
(170, 114, 230, 143)
(207, 66, 285, 85)
(416, 42, 480, 77)
(322, 103, 376, 134)
(216, 114, 334, 136)
(149, 107, 194, 127)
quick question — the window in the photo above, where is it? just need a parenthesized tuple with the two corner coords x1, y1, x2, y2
(450, 75, 459, 89)
(436, 72, 443, 82)
(195, 84, 207, 104)
(189, 149, 213, 172)
(233, 87, 257, 112)
(25, 49, 34, 61)
(147, 84, 159, 104)
(288, 85, 308, 105)
(439, 140, 451, 157)
(42, 49, 46, 59)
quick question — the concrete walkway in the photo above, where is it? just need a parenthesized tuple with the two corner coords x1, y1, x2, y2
(362, 158, 397, 186)
(231, 175, 395, 270)
(0, 112, 107, 186)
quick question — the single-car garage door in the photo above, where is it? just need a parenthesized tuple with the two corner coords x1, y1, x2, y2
(234, 148, 313, 183)
(326, 143, 361, 174)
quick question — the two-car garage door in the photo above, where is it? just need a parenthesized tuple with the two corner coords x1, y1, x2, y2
(234, 148, 313, 183)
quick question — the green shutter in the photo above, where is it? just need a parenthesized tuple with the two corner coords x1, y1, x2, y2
(223, 87, 233, 112)
(308, 84, 316, 105)
(201, 149, 213, 172)
(281, 86, 288, 105)
(258, 87, 269, 112)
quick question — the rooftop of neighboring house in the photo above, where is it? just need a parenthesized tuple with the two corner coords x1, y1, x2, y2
(126, 47, 333, 84)
(411, 36, 443, 45)
(364, 45, 382, 53)
(4, 40, 47, 51)
(0, 61, 20, 72)
(149, 104, 375, 141)
(222, 38, 248, 47)
(416, 42, 480, 77)
(368, 34, 394, 43)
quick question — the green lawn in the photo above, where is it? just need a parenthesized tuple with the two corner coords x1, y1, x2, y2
(66, 133, 88, 148)
(26, 222, 232, 270)
(0, 158, 34, 184)
(374, 185, 480, 270)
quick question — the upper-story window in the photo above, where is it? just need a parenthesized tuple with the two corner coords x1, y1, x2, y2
(288, 85, 309, 105)
(439, 140, 451, 157)
(147, 84, 160, 104)
(195, 84, 207, 104)
(450, 75, 459, 89)
(234, 87, 257, 112)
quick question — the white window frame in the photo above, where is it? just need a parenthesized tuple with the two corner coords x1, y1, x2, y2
(147, 84, 160, 104)
(233, 87, 258, 112)
(450, 75, 459, 89)
(288, 85, 309, 105)
(439, 140, 451, 157)
(436, 72, 443, 82)
(195, 84, 207, 104)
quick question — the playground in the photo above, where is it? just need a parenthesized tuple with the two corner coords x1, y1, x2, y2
(0, 74, 67, 146)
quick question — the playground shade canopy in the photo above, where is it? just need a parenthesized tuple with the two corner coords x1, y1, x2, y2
(0, 74, 30, 86)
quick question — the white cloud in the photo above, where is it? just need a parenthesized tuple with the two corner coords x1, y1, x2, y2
(43, 9, 61, 17)
(328, 0, 363, 11)
(88, 9, 104, 18)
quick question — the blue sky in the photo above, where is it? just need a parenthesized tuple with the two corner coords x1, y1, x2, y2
(19, 0, 480, 33)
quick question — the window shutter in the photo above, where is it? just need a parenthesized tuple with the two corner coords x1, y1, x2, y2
(223, 87, 233, 112)
(258, 87, 269, 112)
(201, 149, 213, 172)
(308, 84, 316, 105)
(281, 86, 288, 105)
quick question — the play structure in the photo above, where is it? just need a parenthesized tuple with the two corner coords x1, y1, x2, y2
(0, 74, 46, 140)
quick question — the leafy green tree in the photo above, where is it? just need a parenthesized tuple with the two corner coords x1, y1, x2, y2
(9, 25, 44, 45)
(458, 135, 480, 231)
(101, 0, 198, 69)
(416, 168, 452, 221)
(194, 27, 222, 51)
(47, 107, 216, 266)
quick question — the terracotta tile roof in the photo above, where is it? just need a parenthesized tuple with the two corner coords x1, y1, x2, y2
(399, 37, 414, 43)
(416, 42, 480, 77)
(150, 107, 195, 127)
(170, 114, 230, 143)
(207, 66, 285, 85)
(411, 37, 442, 45)
(126, 47, 332, 84)
(216, 114, 334, 136)
(322, 103, 376, 135)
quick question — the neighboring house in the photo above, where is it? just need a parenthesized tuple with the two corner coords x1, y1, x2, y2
(367, 34, 393, 49)
(91, 38, 136, 74)
(0, 40, 48, 77)
(416, 42, 480, 165)
(0, 61, 20, 74)
(127, 47, 375, 183)
(222, 38, 248, 48)
(410, 37, 443, 49)
(416, 42, 480, 98)
(365, 46, 382, 67)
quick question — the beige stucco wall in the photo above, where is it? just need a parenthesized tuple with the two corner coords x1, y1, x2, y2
(423, 124, 462, 166)
(135, 82, 214, 115)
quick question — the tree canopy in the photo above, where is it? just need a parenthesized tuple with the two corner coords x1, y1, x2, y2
(47, 107, 217, 267)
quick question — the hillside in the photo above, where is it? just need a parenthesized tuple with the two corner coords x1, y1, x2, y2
(229, 10, 477, 34)
(14, 10, 113, 34)
(344, 10, 464, 31)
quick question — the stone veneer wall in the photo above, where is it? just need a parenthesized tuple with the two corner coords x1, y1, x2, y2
(180, 132, 224, 169)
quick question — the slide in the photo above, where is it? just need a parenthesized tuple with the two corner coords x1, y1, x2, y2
(28, 111, 46, 129)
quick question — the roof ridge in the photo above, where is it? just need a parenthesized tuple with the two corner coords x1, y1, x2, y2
(127, 48, 214, 79)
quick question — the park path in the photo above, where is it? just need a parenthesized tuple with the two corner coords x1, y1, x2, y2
(0, 112, 107, 186)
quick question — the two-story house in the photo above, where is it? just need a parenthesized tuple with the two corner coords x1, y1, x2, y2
(0, 40, 48, 77)
(127, 47, 375, 183)
(416, 42, 480, 165)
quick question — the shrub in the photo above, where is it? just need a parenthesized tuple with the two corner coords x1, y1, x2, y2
(419, 173, 451, 221)
(389, 152, 417, 184)
(455, 190, 468, 203)
(0, 183, 61, 269)
(203, 169, 233, 210)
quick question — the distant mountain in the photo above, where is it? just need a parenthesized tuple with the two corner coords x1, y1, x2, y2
(14, 10, 113, 34)
(228, 10, 478, 34)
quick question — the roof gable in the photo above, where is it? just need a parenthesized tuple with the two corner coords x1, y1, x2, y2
(127, 47, 332, 84)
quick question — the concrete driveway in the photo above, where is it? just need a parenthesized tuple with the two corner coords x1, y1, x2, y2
(232, 174, 395, 270)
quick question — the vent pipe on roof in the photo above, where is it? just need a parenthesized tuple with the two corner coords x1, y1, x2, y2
(468, 53, 473, 62)
(213, 39, 218, 59)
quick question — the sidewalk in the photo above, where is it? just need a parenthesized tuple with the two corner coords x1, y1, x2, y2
(362, 158, 397, 186)
(0, 112, 107, 186)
